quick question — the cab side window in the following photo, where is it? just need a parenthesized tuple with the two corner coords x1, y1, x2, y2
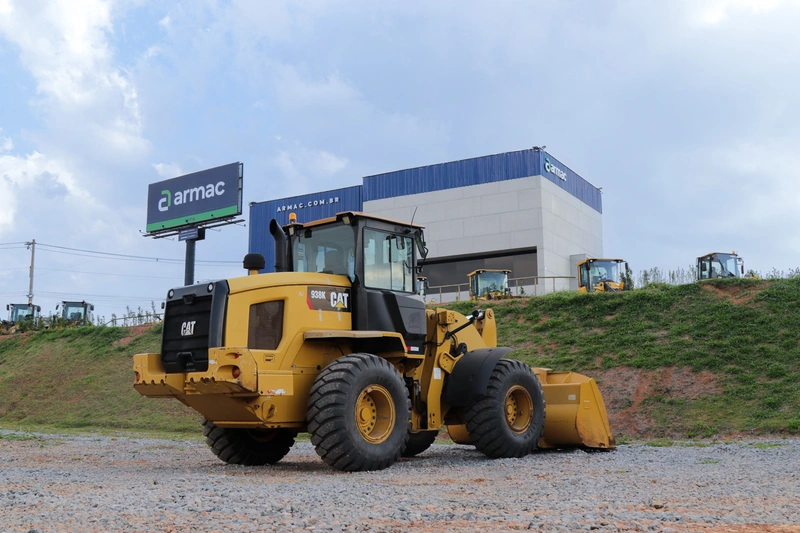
(363, 229, 414, 292)
(579, 264, 590, 288)
(248, 301, 284, 350)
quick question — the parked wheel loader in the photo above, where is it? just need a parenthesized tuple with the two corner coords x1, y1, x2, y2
(577, 258, 631, 293)
(56, 300, 94, 326)
(468, 269, 512, 300)
(133, 212, 614, 471)
(5, 303, 41, 332)
(696, 251, 746, 280)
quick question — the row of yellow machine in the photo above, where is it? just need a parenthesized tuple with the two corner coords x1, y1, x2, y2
(432, 251, 750, 301)
(1, 301, 94, 333)
(133, 211, 616, 472)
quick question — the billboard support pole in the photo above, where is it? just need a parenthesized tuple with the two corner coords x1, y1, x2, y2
(185, 238, 196, 286)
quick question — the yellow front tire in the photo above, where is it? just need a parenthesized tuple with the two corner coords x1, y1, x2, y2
(307, 353, 411, 472)
(464, 359, 545, 458)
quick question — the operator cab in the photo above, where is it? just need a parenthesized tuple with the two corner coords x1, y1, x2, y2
(468, 269, 511, 300)
(274, 211, 429, 353)
(57, 300, 94, 324)
(578, 259, 627, 292)
(6, 303, 41, 325)
(697, 252, 744, 280)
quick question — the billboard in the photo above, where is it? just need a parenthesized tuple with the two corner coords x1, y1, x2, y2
(146, 162, 243, 233)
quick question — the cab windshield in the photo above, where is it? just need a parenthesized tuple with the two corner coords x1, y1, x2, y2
(699, 253, 738, 279)
(292, 224, 355, 279)
(10, 306, 33, 323)
(63, 303, 86, 321)
(473, 271, 509, 296)
(584, 261, 621, 286)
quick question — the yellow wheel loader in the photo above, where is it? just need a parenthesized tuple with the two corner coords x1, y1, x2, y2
(5, 303, 41, 332)
(696, 251, 746, 280)
(577, 258, 631, 293)
(134, 212, 614, 471)
(468, 269, 512, 300)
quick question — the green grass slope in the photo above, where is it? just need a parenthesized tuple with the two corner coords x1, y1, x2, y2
(1, 278, 798, 439)
(448, 278, 800, 439)
(0, 324, 200, 434)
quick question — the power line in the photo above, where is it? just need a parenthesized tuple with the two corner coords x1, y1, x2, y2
(36, 242, 240, 265)
(35, 268, 181, 280)
(0, 242, 28, 246)
(36, 290, 164, 302)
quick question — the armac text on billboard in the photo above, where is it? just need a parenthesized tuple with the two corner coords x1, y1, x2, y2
(146, 162, 243, 233)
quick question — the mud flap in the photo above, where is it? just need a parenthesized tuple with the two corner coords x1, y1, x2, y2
(536, 370, 616, 450)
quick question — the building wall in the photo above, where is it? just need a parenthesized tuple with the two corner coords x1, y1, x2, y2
(248, 149, 604, 297)
(363, 174, 602, 298)
(538, 177, 604, 292)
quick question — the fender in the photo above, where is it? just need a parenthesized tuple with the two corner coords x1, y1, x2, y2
(442, 347, 513, 406)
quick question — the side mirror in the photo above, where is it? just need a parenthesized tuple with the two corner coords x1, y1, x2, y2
(90, 305, 95, 311)
(161, 301, 166, 310)
(56, 304, 60, 310)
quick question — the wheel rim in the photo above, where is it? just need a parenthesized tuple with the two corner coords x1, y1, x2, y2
(504, 385, 533, 434)
(355, 385, 395, 444)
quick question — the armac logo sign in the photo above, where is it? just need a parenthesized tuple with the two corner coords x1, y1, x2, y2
(158, 182, 227, 212)
(146, 162, 242, 233)
(544, 157, 567, 181)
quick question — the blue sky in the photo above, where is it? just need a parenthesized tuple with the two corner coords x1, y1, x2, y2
(1, 0, 799, 320)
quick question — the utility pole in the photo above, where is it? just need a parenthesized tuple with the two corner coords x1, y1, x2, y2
(26, 239, 35, 305)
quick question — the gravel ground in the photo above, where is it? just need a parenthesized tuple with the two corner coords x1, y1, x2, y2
(1, 430, 799, 533)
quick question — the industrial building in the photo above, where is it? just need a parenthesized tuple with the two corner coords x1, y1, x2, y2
(249, 147, 604, 300)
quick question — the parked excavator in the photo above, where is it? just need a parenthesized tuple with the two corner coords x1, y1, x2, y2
(468, 269, 512, 300)
(577, 258, 631, 293)
(696, 251, 746, 280)
(134, 211, 614, 471)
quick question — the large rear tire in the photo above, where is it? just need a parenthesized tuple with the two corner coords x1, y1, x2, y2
(463, 359, 545, 459)
(402, 430, 438, 457)
(202, 418, 296, 465)
(307, 353, 411, 471)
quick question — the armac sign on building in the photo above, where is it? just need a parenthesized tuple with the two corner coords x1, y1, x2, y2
(146, 162, 243, 233)
(249, 148, 603, 297)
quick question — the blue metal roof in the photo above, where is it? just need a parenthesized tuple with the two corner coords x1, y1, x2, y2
(363, 148, 602, 213)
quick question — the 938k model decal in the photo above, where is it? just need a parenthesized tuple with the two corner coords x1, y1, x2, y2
(307, 286, 351, 312)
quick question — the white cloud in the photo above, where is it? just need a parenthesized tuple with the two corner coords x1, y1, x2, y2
(0, 0, 148, 160)
(152, 162, 182, 179)
(0, 148, 92, 234)
(0, 133, 12, 152)
(272, 146, 350, 196)
(315, 151, 348, 175)
(272, 66, 362, 112)
(687, 0, 789, 27)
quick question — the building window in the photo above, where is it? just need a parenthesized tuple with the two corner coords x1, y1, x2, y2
(248, 301, 284, 350)
(421, 249, 537, 289)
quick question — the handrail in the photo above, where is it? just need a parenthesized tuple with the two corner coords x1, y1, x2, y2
(425, 275, 576, 303)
